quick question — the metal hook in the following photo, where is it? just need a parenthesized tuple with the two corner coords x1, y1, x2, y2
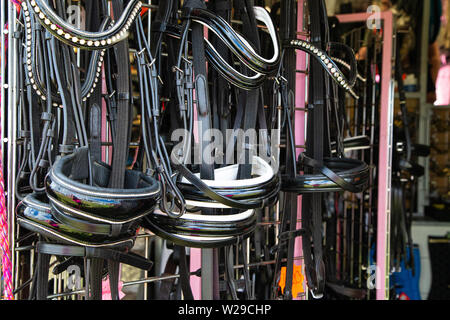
(181, 56, 192, 65)
(172, 66, 184, 74)
(108, 90, 116, 99)
(137, 47, 146, 56)
(147, 58, 156, 68)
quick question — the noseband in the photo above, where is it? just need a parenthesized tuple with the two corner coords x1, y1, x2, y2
(143, 156, 280, 248)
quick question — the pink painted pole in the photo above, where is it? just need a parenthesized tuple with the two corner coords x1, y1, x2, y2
(336, 12, 395, 300)
(189, 93, 202, 299)
(294, 0, 307, 300)
(189, 57, 201, 300)
(375, 11, 394, 301)
(190, 247, 202, 300)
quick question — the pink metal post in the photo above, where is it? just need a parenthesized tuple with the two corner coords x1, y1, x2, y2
(189, 93, 202, 299)
(189, 57, 202, 300)
(294, 0, 307, 300)
(336, 12, 395, 300)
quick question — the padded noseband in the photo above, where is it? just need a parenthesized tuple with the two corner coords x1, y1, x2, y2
(18, 147, 161, 247)
(143, 156, 280, 248)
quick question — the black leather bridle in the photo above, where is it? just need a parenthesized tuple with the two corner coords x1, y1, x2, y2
(272, 0, 370, 300)
(11, 0, 373, 301)
(15, 0, 159, 300)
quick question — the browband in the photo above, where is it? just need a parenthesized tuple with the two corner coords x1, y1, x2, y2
(26, 0, 143, 49)
(22, 1, 107, 102)
(284, 39, 359, 99)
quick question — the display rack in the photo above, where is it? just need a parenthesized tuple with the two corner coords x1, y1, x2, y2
(1, 0, 396, 301)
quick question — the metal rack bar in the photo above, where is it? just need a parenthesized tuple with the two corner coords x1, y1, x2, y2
(3, 1, 397, 302)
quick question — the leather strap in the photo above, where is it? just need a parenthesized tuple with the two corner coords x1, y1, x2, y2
(301, 0, 330, 299)
(184, 0, 218, 299)
(108, 0, 132, 189)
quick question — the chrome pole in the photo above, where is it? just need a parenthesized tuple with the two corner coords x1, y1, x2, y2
(1, 0, 6, 150)
(7, 0, 19, 298)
